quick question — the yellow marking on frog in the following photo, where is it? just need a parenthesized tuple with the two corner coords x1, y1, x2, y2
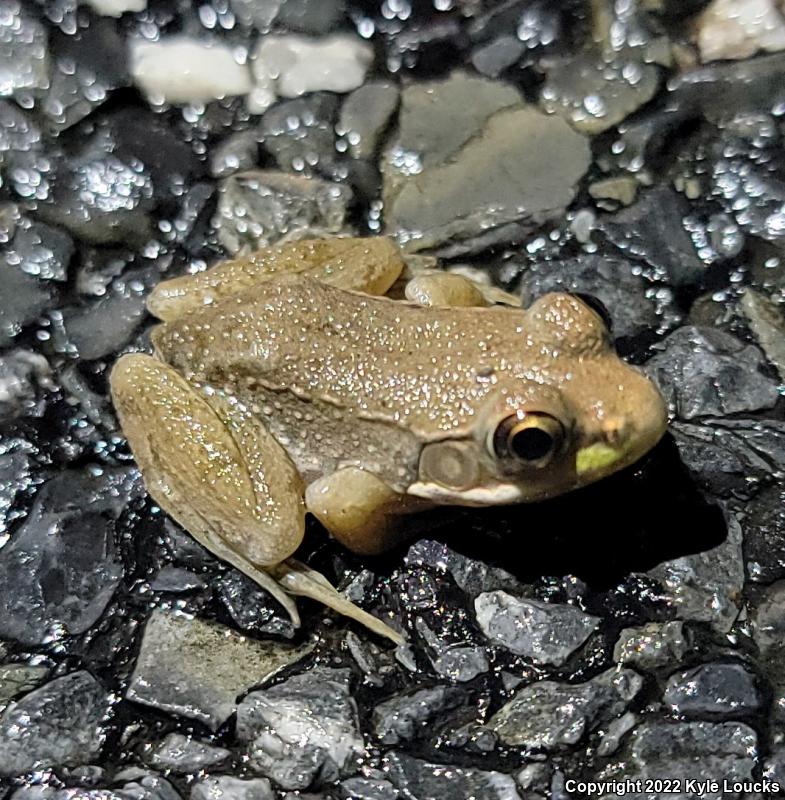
(576, 442, 622, 475)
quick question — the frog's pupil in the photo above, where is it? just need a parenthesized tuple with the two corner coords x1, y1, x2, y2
(510, 427, 553, 461)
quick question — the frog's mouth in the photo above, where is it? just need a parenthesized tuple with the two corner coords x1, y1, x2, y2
(408, 422, 667, 506)
(407, 481, 529, 507)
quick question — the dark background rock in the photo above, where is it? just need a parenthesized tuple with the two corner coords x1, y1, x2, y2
(0, 2, 784, 796)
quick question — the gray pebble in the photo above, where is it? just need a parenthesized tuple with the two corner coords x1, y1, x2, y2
(475, 590, 599, 665)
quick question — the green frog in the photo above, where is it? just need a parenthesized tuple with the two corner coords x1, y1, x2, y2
(111, 237, 667, 643)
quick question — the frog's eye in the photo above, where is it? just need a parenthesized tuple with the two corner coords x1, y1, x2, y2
(491, 412, 566, 467)
(569, 293, 613, 332)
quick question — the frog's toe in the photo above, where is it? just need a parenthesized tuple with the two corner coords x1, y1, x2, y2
(111, 354, 306, 620)
(271, 558, 405, 645)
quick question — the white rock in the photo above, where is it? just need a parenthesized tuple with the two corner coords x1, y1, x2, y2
(84, 0, 147, 16)
(130, 37, 252, 105)
(697, 0, 785, 62)
(248, 34, 373, 113)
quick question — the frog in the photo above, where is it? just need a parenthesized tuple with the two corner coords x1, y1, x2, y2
(110, 236, 668, 644)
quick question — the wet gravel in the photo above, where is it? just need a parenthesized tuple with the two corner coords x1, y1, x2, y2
(1, 1, 785, 799)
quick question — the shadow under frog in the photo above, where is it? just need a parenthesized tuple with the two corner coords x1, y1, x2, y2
(355, 434, 727, 590)
(111, 236, 671, 644)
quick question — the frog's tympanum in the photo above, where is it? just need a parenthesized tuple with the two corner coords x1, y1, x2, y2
(111, 237, 667, 643)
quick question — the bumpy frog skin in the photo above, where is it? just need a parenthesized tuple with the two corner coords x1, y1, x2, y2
(111, 237, 667, 643)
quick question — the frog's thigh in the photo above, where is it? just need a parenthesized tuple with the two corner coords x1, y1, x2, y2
(305, 467, 416, 555)
(111, 354, 306, 570)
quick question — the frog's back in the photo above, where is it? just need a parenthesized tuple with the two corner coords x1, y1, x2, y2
(152, 275, 534, 435)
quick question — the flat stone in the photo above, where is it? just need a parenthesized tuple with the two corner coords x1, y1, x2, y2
(258, 93, 339, 173)
(372, 685, 468, 746)
(34, 17, 129, 133)
(589, 175, 639, 206)
(470, 35, 524, 77)
(0, 663, 50, 708)
(613, 621, 690, 671)
(214, 169, 352, 255)
(674, 113, 785, 245)
(475, 590, 599, 665)
(740, 288, 785, 381)
(339, 777, 398, 800)
(84, 0, 147, 16)
(0, 1, 48, 98)
(600, 720, 758, 794)
(230, 0, 346, 34)
(191, 777, 274, 800)
(752, 580, 785, 654)
(339, 82, 400, 160)
(697, 0, 785, 62)
(127, 609, 311, 731)
(648, 510, 744, 633)
(404, 539, 525, 598)
(490, 667, 643, 751)
(385, 104, 590, 254)
(249, 34, 373, 113)
(663, 662, 762, 718)
(12, 775, 182, 800)
(0, 349, 51, 423)
(0, 436, 37, 534)
(414, 616, 489, 683)
(540, 51, 660, 135)
(0, 256, 55, 346)
(0, 101, 42, 171)
(146, 733, 231, 773)
(598, 186, 706, 287)
(5, 216, 74, 281)
(130, 37, 252, 104)
(672, 418, 785, 499)
(55, 266, 154, 361)
(0, 671, 112, 777)
(0, 468, 134, 646)
(744, 485, 785, 582)
(385, 751, 522, 800)
(385, 72, 522, 185)
(210, 130, 261, 179)
(236, 667, 363, 790)
(149, 566, 207, 594)
(597, 711, 638, 757)
(644, 326, 780, 420)
(22, 139, 155, 247)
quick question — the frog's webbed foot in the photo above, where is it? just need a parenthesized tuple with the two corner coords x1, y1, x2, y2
(111, 355, 405, 644)
(270, 558, 405, 645)
(147, 237, 406, 321)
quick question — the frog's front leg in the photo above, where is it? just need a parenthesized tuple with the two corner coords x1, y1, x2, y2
(111, 355, 403, 644)
(305, 467, 430, 556)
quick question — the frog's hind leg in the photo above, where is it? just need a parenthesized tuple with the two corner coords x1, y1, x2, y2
(111, 353, 306, 622)
(147, 237, 406, 321)
(111, 354, 405, 643)
(401, 261, 520, 307)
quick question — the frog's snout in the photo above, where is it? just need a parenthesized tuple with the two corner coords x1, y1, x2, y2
(574, 367, 668, 479)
